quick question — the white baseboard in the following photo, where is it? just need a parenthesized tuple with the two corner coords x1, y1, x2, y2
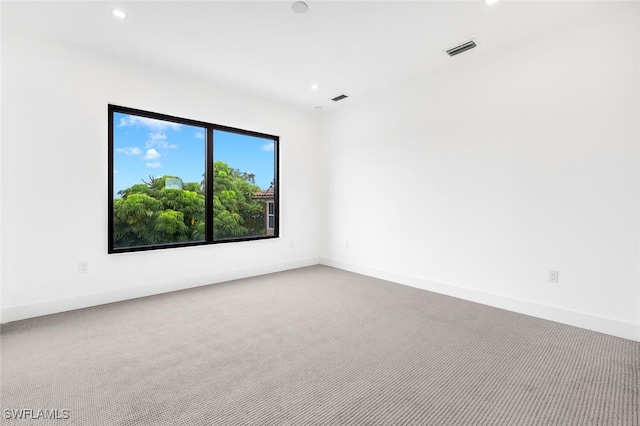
(0, 257, 320, 324)
(4, 256, 638, 343)
(320, 257, 640, 342)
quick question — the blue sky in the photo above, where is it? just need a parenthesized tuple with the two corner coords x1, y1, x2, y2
(113, 112, 275, 196)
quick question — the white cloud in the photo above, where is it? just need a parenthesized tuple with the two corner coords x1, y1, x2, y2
(118, 115, 182, 131)
(146, 132, 178, 149)
(146, 162, 162, 169)
(115, 147, 142, 156)
(261, 142, 274, 152)
(148, 132, 167, 143)
(143, 148, 161, 160)
(195, 131, 204, 139)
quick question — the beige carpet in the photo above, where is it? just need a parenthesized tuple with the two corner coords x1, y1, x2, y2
(1, 265, 638, 425)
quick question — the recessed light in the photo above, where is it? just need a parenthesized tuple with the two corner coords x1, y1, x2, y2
(311, 84, 319, 90)
(292, 1, 308, 14)
(112, 8, 127, 19)
(484, 0, 500, 6)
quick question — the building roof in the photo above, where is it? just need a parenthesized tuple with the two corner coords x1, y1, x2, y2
(253, 186, 274, 199)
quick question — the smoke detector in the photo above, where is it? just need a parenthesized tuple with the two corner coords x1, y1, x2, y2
(292, 2, 308, 14)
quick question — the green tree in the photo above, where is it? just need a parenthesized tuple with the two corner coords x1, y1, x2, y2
(212, 161, 265, 239)
(113, 162, 266, 248)
(113, 176, 205, 248)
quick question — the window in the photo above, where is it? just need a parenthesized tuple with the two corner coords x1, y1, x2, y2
(267, 202, 275, 230)
(108, 105, 278, 253)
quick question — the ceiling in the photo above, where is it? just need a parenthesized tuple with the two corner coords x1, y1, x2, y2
(1, 1, 615, 111)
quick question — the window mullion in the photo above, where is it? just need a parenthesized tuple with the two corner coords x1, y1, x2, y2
(205, 126, 215, 243)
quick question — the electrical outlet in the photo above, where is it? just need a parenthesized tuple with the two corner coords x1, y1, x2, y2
(78, 261, 88, 274)
(549, 270, 559, 283)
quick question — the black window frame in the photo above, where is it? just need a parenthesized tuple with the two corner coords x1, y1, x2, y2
(108, 104, 279, 254)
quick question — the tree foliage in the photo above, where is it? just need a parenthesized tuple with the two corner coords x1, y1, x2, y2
(212, 161, 264, 239)
(113, 162, 266, 248)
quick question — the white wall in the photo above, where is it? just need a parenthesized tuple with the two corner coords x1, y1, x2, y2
(1, 26, 322, 322)
(320, 3, 640, 341)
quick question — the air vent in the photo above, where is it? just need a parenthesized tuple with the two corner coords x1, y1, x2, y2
(446, 40, 477, 57)
(331, 94, 348, 102)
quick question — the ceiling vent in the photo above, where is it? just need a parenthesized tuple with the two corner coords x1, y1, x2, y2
(445, 40, 478, 57)
(331, 94, 348, 102)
